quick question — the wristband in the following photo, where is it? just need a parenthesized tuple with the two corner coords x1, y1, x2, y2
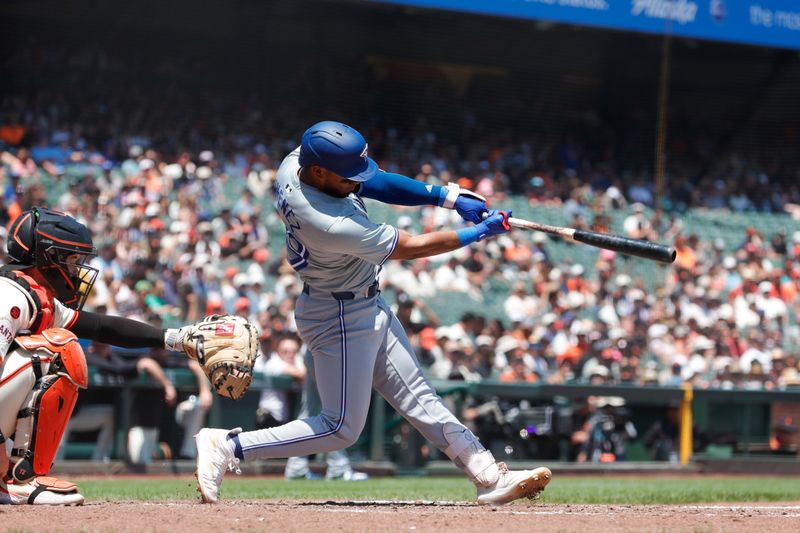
(440, 183, 461, 208)
(456, 226, 480, 246)
(164, 328, 184, 352)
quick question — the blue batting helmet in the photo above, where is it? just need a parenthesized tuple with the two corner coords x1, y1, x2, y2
(298, 121, 378, 182)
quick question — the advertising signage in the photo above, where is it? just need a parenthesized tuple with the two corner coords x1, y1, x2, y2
(374, 0, 800, 50)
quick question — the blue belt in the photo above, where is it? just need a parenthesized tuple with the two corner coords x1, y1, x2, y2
(302, 281, 379, 300)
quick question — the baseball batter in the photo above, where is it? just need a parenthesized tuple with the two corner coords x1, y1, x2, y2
(196, 121, 552, 505)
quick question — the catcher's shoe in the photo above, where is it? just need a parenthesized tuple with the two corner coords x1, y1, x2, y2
(0, 476, 85, 505)
(476, 464, 552, 505)
(195, 427, 242, 503)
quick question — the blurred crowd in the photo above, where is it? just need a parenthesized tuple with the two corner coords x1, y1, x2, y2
(1, 44, 800, 399)
(2, 135, 799, 394)
(389, 219, 800, 392)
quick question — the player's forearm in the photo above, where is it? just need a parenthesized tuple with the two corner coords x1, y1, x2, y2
(359, 171, 445, 207)
(389, 229, 464, 260)
(71, 311, 165, 349)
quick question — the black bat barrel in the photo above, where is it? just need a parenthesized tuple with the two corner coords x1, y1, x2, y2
(572, 229, 676, 263)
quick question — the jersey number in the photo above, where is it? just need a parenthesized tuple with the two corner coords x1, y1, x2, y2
(286, 231, 309, 271)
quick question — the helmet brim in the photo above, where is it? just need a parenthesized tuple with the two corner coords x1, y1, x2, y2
(343, 157, 378, 183)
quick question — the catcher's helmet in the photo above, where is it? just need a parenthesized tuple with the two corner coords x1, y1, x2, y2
(7, 207, 98, 309)
(298, 121, 378, 182)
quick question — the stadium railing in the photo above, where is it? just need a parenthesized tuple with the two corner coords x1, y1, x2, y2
(68, 367, 800, 467)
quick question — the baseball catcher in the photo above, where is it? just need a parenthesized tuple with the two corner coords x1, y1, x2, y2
(0, 207, 256, 505)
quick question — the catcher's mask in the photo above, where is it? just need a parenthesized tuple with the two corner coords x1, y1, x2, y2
(7, 207, 98, 310)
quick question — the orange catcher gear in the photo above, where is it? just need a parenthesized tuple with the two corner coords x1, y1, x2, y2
(6, 329, 88, 483)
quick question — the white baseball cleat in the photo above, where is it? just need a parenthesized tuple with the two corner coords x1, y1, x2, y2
(476, 464, 552, 505)
(195, 427, 242, 503)
(0, 476, 85, 505)
(326, 469, 369, 481)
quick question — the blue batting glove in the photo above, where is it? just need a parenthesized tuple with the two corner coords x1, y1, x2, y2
(458, 210, 512, 246)
(440, 183, 488, 224)
(454, 194, 489, 224)
(478, 209, 512, 239)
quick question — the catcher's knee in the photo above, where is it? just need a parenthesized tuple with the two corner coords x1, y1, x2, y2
(9, 329, 87, 482)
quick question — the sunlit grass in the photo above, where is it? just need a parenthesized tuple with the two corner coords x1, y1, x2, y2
(75, 475, 800, 504)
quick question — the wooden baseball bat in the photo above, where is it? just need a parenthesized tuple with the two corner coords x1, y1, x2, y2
(504, 216, 676, 263)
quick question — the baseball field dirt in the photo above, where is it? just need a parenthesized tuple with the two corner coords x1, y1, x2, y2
(2, 500, 799, 532)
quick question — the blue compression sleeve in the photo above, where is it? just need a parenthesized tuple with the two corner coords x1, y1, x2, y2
(359, 171, 446, 207)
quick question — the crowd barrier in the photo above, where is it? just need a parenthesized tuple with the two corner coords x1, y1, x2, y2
(68, 367, 800, 465)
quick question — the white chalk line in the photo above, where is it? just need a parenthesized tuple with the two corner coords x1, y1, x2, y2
(683, 505, 800, 510)
(307, 505, 800, 520)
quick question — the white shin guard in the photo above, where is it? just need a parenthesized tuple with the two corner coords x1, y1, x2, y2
(442, 422, 499, 487)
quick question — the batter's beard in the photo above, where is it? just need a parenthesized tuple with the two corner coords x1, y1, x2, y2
(321, 184, 356, 198)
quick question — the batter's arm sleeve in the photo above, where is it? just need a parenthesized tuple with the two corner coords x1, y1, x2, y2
(69, 311, 165, 349)
(358, 171, 446, 207)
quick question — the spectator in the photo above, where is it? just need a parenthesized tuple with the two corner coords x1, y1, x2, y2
(498, 357, 538, 383)
(172, 358, 214, 459)
(622, 203, 652, 241)
(253, 335, 306, 429)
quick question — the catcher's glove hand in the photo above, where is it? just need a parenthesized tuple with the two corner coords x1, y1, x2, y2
(183, 315, 259, 400)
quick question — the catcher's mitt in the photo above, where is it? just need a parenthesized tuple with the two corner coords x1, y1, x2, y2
(183, 314, 258, 400)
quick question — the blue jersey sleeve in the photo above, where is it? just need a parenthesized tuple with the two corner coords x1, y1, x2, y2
(358, 171, 446, 207)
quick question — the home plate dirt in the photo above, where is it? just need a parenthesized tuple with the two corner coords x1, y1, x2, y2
(1, 501, 798, 532)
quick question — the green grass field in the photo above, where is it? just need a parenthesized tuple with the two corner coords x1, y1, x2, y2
(77, 476, 800, 505)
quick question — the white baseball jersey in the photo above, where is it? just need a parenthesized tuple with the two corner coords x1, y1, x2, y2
(274, 147, 398, 292)
(0, 276, 77, 362)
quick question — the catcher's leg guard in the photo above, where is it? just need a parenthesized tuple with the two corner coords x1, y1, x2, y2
(9, 329, 88, 482)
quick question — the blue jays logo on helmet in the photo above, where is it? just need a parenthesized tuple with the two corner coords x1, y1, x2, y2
(298, 121, 378, 182)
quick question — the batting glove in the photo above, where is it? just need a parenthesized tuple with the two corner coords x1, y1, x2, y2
(479, 209, 512, 238)
(440, 183, 488, 224)
(457, 210, 512, 246)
